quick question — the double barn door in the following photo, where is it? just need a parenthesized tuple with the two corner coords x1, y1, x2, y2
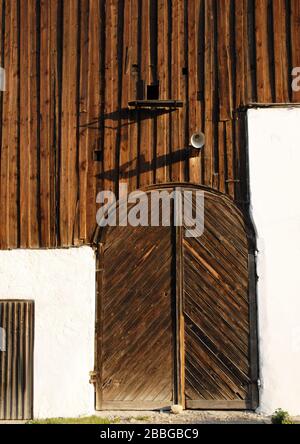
(95, 186, 258, 410)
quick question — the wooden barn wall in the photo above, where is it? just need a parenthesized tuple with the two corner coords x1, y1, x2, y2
(0, 0, 299, 249)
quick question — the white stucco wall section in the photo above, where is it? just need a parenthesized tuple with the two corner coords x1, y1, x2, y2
(0, 247, 96, 418)
(248, 108, 300, 416)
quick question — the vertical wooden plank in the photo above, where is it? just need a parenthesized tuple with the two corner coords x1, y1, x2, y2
(225, 120, 235, 198)
(0, 3, 9, 249)
(175, 221, 185, 407)
(119, 0, 130, 191)
(51, 0, 60, 247)
(0, 0, 2, 200)
(235, 0, 246, 107)
(128, 0, 139, 192)
(273, 0, 289, 102)
(179, 0, 187, 182)
(103, 0, 118, 195)
(86, 0, 101, 241)
(78, 0, 89, 241)
(60, 0, 70, 246)
(188, 0, 202, 184)
(235, 0, 256, 106)
(0, 0, 3, 191)
(23, 301, 32, 419)
(7, 0, 16, 249)
(60, 0, 79, 245)
(235, 111, 250, 206)
(203, 121, 214, 188)
(29, 0, 39, 247)
(255, 0, 273, 102)
(170, 0, 185, 183)
(291, 0, 300, 102)
(78, 2, 88, 240)
(218, 122, 226, 193)
(139, 0, 154, 187)
(20, 0, 39, 248)
(217, 0, 233, 120)
(0, 0, 19, 249)
(0, 0, 8, 248)
(204, 0, 214, 112)
(11, 302, 18, 419)
(156, 0, 170, 184)
(40, 0, 58, 247)
(170, 0, 179, 183)
(17, 301, 25, 419)
(204, 0, 215, 187)
(39, 0, 51, 247)
(69, 0, 79, 245)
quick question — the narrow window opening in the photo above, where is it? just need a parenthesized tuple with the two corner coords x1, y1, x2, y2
(147, 83, 159, 100)
(93, 150, 103, 162)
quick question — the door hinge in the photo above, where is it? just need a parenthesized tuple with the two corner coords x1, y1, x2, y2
(89, 370, 99, 385)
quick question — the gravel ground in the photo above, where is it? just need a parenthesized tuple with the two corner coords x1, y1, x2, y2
(0, 410, 280, 425)
(95, 410, 271, 424)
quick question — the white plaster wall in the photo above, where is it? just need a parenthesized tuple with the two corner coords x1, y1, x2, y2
(0, 247, 96, 418)
(248, 108, 300, 415)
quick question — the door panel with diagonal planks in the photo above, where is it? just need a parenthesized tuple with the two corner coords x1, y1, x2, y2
(97, 222, 174, 410)
(183, 191, 255, 409)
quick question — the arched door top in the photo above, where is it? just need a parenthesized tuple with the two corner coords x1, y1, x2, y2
(93, 183, 249, 246)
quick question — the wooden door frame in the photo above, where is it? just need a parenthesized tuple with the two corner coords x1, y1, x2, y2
(175, 223, 185, 408)
(93, 183, 259, 411)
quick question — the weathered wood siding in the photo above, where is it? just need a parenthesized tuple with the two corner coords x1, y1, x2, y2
(0, 0, 299, 248)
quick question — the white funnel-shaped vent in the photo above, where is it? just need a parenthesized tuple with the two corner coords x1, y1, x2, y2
(190, 131, 205, 149)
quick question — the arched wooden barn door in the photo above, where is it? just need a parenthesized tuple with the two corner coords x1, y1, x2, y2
(94, 185, 258, 410)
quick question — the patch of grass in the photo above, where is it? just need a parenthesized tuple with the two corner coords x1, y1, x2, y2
(135, 416, 150, 422)
(271, 409, 294, 425)
(27, 415, 120, 425)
